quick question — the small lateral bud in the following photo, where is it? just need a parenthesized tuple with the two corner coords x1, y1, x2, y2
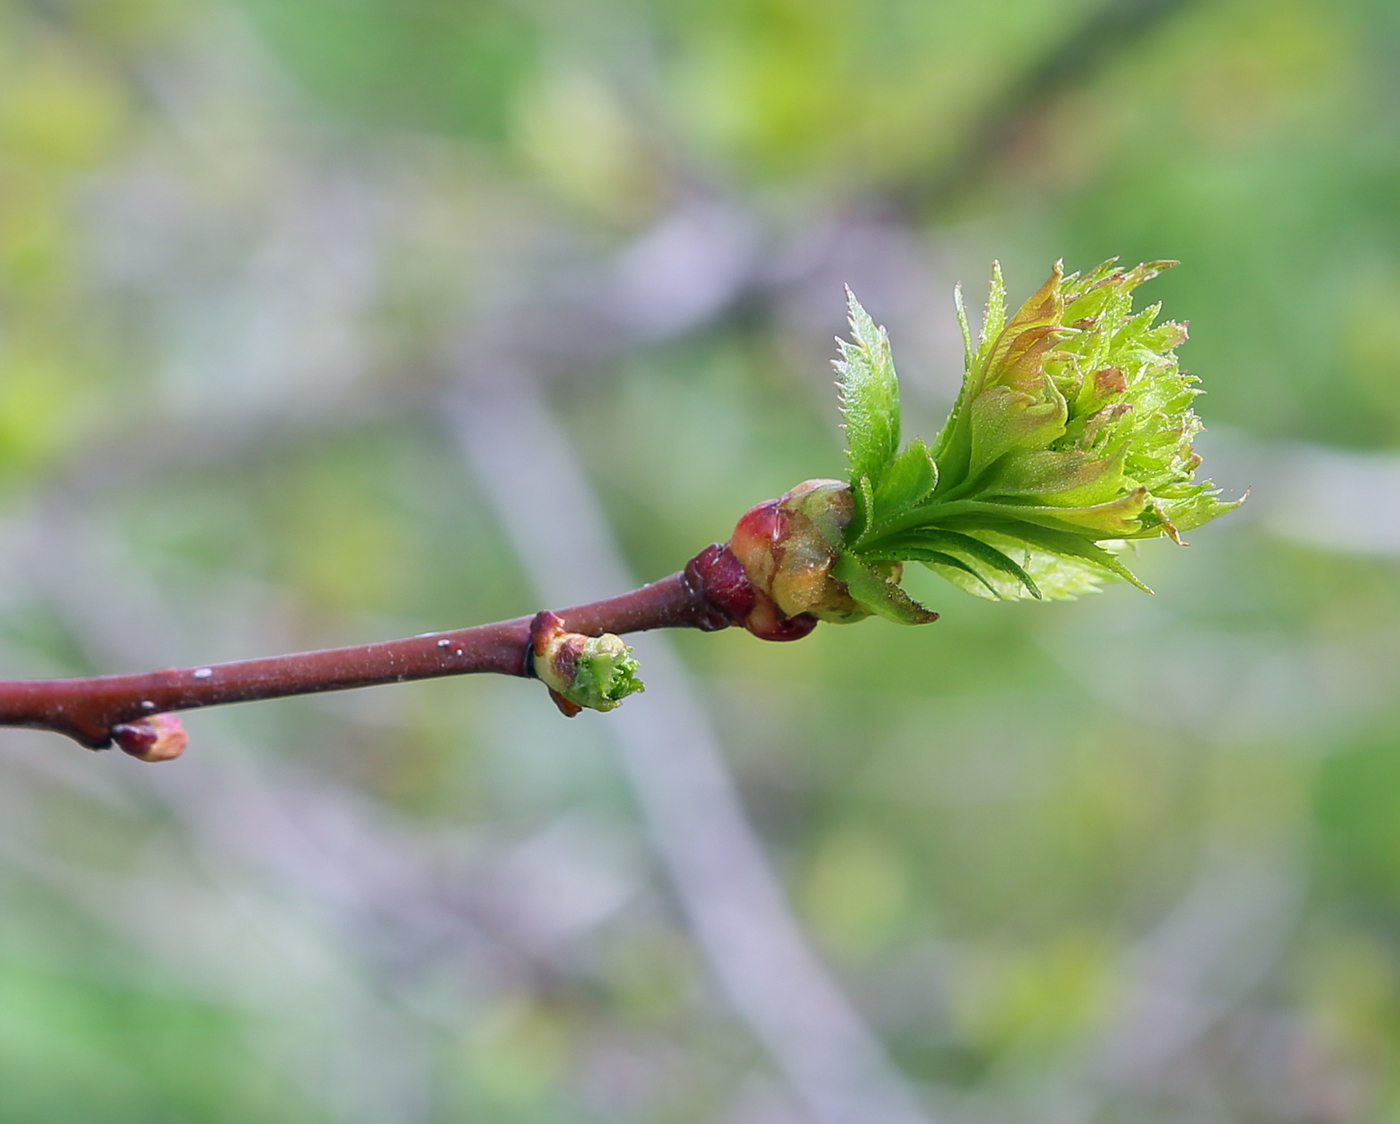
(111, 713, 188, 762)
(529, 611, 644, 716)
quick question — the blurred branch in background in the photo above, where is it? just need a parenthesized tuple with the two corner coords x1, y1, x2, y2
(2, 0, 1400, 1119)
(0, 482, 546, 1121)
(454, 367, 936, 1124)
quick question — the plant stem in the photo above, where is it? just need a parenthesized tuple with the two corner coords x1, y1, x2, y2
(0, 563, 731, 751)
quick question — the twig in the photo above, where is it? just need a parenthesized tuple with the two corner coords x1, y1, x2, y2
(454, 375, 938, 1124)
(0, 563, 733, 751)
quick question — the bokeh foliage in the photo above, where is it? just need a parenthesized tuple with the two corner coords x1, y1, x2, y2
(2, 0, 1400, 1120)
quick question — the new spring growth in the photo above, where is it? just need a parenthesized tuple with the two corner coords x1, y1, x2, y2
(530, 611, 645, 717)
(0, 254, 1241, 752)
(111, 713, 188, 762)
(711, 258, 1241, 629)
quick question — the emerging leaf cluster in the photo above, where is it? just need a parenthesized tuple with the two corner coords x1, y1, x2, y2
(832, 259, 1239, 617)
(571, 635, 645, 712)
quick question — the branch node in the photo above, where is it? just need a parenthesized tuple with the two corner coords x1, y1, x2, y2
(685, 542, 818, 642)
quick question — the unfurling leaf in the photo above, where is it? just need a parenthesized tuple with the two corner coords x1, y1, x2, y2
(836, 288, 901, 488)
(830, 554, 938, 625)
(531, 611, 644, 714)
(873, 439, 937, 513)
(829, 260, 1241, 609)
(722, 259, 1238, 637)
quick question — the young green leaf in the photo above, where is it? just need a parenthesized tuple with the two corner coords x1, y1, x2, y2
(872, 439, 937, 513)
(866, 528, 1042, 599)
(975, 522, 1153, 593)
(725, 257, 1237, 634)
(572, 635, 645, 711)
(828, 257, 1240, 612)
(978, 261, 1008, 356)
(835, 289, 901, 488)
(954, 283, 973, 371)
(865, 546, 1002, 598)
(830, 554, 938, 625)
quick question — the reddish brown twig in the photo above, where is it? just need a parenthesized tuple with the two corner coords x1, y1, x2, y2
(0, 544, 797, 755)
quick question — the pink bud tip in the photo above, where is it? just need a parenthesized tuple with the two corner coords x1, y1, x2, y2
(111, 713, 188, 762)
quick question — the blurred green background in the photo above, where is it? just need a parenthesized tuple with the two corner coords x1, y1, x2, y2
(2, 0, 1399, 1121)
